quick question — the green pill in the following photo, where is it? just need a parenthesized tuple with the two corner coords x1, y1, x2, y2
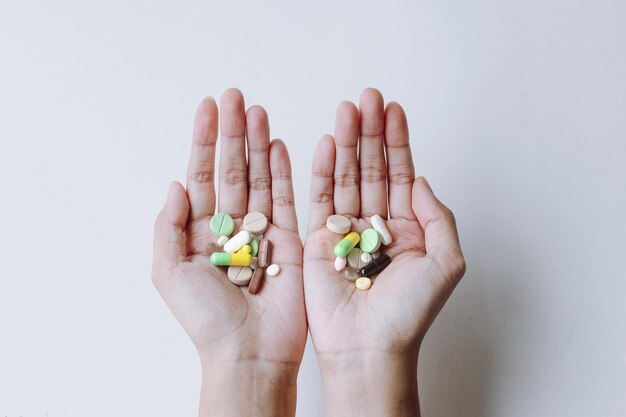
(359, 228, 381, 253)
(250, 238, 259, 257)
(210, 213, 235, 237)
(334, 232, 360, 258)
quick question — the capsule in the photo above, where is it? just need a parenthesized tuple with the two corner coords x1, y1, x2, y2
(210, 252, 253, 267)
(334, 232, 360, 258)
(359, 254, 391, 277)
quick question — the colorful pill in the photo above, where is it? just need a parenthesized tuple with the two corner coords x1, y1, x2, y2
(210, 252, 253, 267)
(370, 214, 392, 245)
(209, 213, 235, 237)
(249, 238, 259, 257)
(334, 232, 360, 258)
(238, 244, 252, 254)
(359, 254, 391, 277)
(248, 267, 264, 295)
(223, 230, 252, 253)
(359, 228, 381, 253)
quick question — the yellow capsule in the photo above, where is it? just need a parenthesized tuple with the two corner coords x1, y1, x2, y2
(238, 244, 252, 255)
(334, 232, 360, 258)
(210, 252, 253, 267)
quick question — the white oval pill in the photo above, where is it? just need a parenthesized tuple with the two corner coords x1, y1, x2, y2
(244, 212, 269, 234)
(250, 257, 258, 270)
(266, 264, 280, 277)
(355, 277, 372, 290)
(326, 215, 351, 234)
(360, 252, 373, 263)
(370, 214, 392, 245)
(217, 235, 229, 247)
(334, 256, 347, 271)
(227, 266, 253, 285)
(223, 230, 252, 253)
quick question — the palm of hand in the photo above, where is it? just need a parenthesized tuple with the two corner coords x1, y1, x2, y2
(168, 217, 304, 362)
(304, 89, 465, 356)
(153, 90, 306, 365)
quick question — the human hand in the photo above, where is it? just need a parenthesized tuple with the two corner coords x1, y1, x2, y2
(152, 89, 306, 417)
(304, 89, 466, 417)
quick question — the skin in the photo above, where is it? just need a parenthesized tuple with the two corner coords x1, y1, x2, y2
(152, 89, 306, 417)
(303, 89, 466, 417)
(152, 88, 465, 416)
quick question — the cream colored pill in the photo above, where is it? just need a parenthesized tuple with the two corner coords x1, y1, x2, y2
(227, 266, 253, 286)
(360, 252, 373, 263)
(355, 277, 372, 290)
(370, 214, 392, 245)
(334, 256, 347, 271)
(251, 233, 264, 241)
(217, 236, 229, 247)
(244, 212, 269, 234)
(326, 215, 351, 234)
(348, 248, 366, 269)
(250, 257, 258, 270)
(223, 230, 252, 253)
(266, 264, 280, 277)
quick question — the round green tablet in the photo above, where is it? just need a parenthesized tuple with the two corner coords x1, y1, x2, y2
(359, 228, 381, 253)
(250, 238, 259, 257)
(210, 213, 235, 237)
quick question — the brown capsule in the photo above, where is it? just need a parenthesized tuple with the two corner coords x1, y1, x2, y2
(359, 254, 391, 277)
(248, 267, 265, 295)
(257, 239, 272, 269)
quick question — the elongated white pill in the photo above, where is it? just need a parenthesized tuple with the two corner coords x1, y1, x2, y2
(223, 230, 252, 253)
(370, 214, 392, 245)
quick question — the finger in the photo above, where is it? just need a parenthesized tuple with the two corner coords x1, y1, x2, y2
(412, 177, 465, 272)
(186, 97, 218, 221)
(246, 105, 272, 219)
(385, 102, 416, 220)
(269, 139, 298, 233)
(358, 88, 388, 218)
(333, 101, 360, 217)
(152, 181, 189, 282)
(308, 134, 336, 232)
(218, 88, 248, 218)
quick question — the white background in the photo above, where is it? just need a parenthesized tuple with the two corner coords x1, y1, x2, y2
(1, 1, 625, 416)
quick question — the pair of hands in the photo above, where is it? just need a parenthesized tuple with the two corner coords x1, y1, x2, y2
(152, 88, 466, 417)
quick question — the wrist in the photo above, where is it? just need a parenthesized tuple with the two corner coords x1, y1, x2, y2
(318, 349, 420, 417)
(199, 354, 299, 417)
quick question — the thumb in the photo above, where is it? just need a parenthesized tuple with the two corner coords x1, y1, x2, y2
(412, 177, 465, 276)
(152, 181, 190, 281)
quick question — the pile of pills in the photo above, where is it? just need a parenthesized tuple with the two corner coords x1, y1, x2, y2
(208, 211, 279, 295)
(327, 214, 393, 290)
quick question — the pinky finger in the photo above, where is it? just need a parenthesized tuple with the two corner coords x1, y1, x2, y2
(269, 139, 299, 234)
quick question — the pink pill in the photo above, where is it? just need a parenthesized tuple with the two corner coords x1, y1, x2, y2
(334, 256, 347, 271)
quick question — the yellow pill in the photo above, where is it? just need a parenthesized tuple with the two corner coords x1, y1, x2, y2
(334, 232, 360, 258)
(355, 277, 372, 290)
(238, 244, 252, 255)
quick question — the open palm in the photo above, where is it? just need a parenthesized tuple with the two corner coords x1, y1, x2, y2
(152, 89, 306, 366)
(304, 89, 466, 358)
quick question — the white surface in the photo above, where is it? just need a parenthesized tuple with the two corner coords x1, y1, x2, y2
(1, 1, 625, 416)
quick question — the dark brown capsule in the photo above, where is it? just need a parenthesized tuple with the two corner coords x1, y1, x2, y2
(257, 239, 272, 269)
(359, 254, 391, 277)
